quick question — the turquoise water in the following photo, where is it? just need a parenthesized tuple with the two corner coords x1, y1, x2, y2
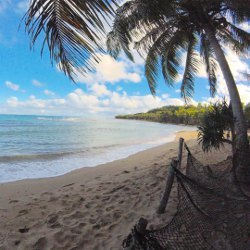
(0, 115, 195, 183)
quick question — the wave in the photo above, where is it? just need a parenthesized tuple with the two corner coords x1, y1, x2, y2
(0, 144, 123, 163)
(0, 152, 80, 163)
(36, 117, 82, 122)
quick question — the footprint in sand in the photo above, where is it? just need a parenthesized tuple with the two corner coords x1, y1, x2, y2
(113, 211, 121, 220)
(92, 224, 101, 230)
(122, 170, 130, 174)
(150, 182, 158, 188)
(70, 228, 82, 235)
(48, 196, 58, 202)
(77, 222, 87, 228)
(33, 237, 48, 249)
(106, 206, 114, 212)
(47, 215, 60, 228)
(41, 192, 53, 196)
(101, 196, 110, 202)
(14, 240, 21, 246)
(18, 209, 29, 216)
(88, 218, 96, 224)
(19, 226, 30, 233)
(9, 199, 19, 204)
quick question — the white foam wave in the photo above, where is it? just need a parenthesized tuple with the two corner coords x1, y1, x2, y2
(0, 132, 180, 183)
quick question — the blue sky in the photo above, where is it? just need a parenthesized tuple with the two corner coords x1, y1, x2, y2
(0, 0, 250, 116)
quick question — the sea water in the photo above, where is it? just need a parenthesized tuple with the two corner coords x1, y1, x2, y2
(0, 115, 195, 183)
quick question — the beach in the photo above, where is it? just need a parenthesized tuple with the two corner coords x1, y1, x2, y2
(0, 131, 231, 250)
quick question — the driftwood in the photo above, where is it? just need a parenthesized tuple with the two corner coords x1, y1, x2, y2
(157, 138, 184, 214)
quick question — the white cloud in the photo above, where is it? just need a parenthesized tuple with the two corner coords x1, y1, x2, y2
(0, 0, 30, 14)
(0, 0, 10, 13)
(15, 0, 29, 14)
(1, 88, 187, 116)
(213, 80, 250, 105)
(90, 83, 111, 97)
(32, 79, 44, 87)
(198, 45, 250, 105)
(116, 86, 123, 92)
(44, 89, 55, 96)
(239, 22, 250, 33)
(73, 54, 142, 85)
(5, 81, 19, 91)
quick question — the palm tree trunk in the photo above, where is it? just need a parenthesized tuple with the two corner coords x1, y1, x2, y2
(204, 25, 249, 183)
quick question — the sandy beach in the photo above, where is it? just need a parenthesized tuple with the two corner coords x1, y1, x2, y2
(0, 131, 232, 250)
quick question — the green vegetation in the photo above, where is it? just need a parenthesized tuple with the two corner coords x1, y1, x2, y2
(116, 103, 250, 129)
(116, 104, 209, 126)
(197, 101, 235, 153)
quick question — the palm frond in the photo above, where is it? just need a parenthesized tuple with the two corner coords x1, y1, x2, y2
(161, 31, 189, 87)
(144, 33, 168, 95)
(200, 33, 217, 96)
(227, 23, 250, 55)
(135, 23, 175, 58)
(181, 34, 199, 102)
(107, 0, 177, 62)
(221, 0, 250, 24)
(24, 0, 118, 79)
(145, 30, 187, 95)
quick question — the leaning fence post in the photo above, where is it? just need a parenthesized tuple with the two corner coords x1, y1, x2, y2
(157, 160, 177, 214)
(136, 217, 148, 234)
(157, 138, 184, 214)
(177, 138, 184, 169)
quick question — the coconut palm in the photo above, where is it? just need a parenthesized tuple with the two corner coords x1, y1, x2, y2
(24, 0, 250, 178)
(107, 0, 250, 180)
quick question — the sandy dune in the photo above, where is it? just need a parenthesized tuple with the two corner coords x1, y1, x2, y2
(0, 131, 231, 250)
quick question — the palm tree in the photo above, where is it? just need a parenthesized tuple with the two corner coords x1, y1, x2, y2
(24, 0, 250, 179)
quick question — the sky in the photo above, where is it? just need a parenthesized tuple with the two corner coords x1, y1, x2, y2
(0, 0, 250, 117)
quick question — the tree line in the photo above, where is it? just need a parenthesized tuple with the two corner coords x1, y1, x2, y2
(116, 104, 250, 128)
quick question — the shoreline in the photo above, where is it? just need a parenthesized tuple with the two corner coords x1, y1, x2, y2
(0, 131, 196, 195)
(0, 127, 196, 184)
(0, 130, 231, 249)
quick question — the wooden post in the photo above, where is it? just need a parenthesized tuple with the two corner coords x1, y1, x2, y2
(157, 138, 184, 214)
(136, 217, 148, 234)
(157, 159, 177, 214)
(177, 138, 184, 169)
(123, 218, 148, 250)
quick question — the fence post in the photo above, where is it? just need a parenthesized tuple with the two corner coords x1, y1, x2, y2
(157, 138, 184, 214)
(177, 138, 184, 169)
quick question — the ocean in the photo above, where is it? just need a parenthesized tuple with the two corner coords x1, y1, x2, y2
(0, 115, 195, 183)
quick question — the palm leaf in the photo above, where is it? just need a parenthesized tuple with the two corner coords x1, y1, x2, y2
(161, 31, 189, 87)
(144, 29, 186, 95)
(200, 33, 217, 96)
(181, 34, 199, 102)
(107, 0, 177, 62)
(24, 0, 118, 79)
(227, 23, 250, 55)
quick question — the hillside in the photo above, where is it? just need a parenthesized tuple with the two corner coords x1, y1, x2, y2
(116, 104, 250, 127)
